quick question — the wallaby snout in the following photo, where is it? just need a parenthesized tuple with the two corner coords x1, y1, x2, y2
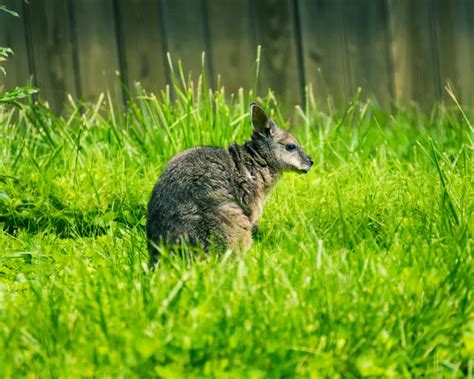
(146, 103, 312, 264)
(299, 152, 314, 173)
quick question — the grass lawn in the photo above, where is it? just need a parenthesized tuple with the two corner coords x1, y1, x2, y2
(0, 82, 473, 377)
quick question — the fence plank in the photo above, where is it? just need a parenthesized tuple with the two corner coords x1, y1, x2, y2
(388, 0, 441, 109)
(160, 0, 210, 83)
(23, 0, 77, 113)
(455, 0, 474, 105)
(253, 0, 302, 107)
(435, 0, 474, 105)
(0, 0, 29, 91)
(206, 0, 254, 96)
(116, 0, 167, 95)
(71, 0, 122, 103)
(342, 0, 394, 107)
(433, 0, 458, 103)
(299, 0, 349, 107)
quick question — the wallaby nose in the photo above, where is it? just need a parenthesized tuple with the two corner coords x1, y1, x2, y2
(308, 156, 314, 166)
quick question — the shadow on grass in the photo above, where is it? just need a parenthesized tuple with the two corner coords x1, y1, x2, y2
(1, 203, 146, 238)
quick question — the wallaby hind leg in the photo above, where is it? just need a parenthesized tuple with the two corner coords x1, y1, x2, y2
(217, 203, 253, 253)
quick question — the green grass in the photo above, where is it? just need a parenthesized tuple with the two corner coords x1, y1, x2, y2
(0, 77, 473, 377)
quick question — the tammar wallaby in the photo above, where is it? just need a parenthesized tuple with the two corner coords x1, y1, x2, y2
(146, 103, 313, 264)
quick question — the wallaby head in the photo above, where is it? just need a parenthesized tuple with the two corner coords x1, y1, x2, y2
(249, 103, 313, 173)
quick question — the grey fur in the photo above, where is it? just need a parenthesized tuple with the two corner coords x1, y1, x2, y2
(146, 103, 313, 265)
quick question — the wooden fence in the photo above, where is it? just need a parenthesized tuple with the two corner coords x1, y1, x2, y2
(1, 0, 474, 113)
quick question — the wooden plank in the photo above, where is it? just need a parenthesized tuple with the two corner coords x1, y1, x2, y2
(299, 0, 349, 107)
(387, 0, 442, 109)
(206, 0, 254, 95)
(342, 0, 394, 107)
(71, 0, 122, 103)
(434, 0, 474, 106)
(115, 0, 167, 95)
(253, 0, 302, 107)
(432, 0, 458, 103)
(0, 0, 30, 90)
(23, 0, 77, 113)
(160, 0, 210, 83)
(454, 0, 474, 106)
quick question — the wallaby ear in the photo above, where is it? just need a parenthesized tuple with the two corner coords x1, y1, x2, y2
(250, 103, 271, 135)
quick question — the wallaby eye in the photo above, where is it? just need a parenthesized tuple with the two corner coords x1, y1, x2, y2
(285, 144, 297, 152)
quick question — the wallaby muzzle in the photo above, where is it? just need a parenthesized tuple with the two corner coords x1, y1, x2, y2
(299, 153, 314, 173)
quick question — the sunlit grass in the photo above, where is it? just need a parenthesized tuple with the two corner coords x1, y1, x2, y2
(0, 74, 473, 377)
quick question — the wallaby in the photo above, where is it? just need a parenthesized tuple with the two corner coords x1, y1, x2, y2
(146, 103, 313, 265)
